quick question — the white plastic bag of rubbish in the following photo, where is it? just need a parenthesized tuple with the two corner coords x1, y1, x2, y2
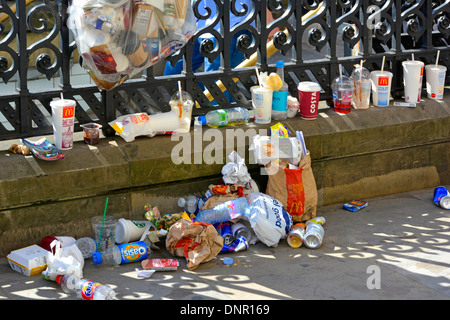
(246, 193, 292, 247)
(221, 151, 252, 185)
(43, 240, 84, 280)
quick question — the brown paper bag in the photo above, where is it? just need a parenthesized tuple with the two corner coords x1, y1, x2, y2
(265, 152, 317, 222)
(166, 219, 223, 270)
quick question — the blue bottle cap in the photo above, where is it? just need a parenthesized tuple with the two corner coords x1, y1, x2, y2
(223, 257, 233, 265)
(198, 116, 206, 125)
(92, 252, 102, 265)
(276, 61, 284, 68)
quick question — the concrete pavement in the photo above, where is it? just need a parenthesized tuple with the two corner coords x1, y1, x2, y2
(1, 187, 449, 302)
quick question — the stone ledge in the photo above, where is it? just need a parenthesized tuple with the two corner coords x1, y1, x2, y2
(0, 97, 449, 256)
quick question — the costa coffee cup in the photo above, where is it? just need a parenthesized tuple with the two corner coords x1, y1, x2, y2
(298, 81, 321, 120)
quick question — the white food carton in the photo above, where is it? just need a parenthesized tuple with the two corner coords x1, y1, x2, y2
(7, 245, 48, 276)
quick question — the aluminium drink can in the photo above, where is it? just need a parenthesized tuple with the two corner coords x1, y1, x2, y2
(433, 186, 450, 209)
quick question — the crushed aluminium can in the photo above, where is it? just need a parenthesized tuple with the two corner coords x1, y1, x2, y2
(214, 222, 235, 246)
(433, 186, 450, 209)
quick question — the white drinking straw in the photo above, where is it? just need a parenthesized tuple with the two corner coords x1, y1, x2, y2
(381, 56, 386, 72)
(255, 67, 262, 87)
(436, 50, 440, 66)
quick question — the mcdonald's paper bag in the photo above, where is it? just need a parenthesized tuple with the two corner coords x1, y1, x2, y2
(265, 152, 317, 222)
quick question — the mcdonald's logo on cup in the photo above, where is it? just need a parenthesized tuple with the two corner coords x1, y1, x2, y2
(378, 77, 389, 86)
(63, 106, 75, 119)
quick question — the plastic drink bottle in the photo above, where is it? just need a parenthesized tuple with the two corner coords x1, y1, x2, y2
(198, 107, 250, 127)
(178, 196, 205, 215)
(56, 274, 116, 300)
(194, 197, 250, 225)
(92, 241, 149, 265)
(287, 223, 306, 248)
(75, 237, 97, 258)
(303, 221, 324, 249)
(272, 60, 289, 120)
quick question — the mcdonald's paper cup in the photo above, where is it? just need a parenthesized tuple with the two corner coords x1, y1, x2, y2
(425, 65, 447, 100)
(371, 71, 393, 107)
(298, 81, 321, 120)
(51, 99, 76, 150)
(402, 60, 424, 103)
(251, 86, 273, 124)
(115, 218, 152, 244)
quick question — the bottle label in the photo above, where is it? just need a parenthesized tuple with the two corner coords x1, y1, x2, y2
(272, 91, 288, 111)
(118, 241, 149, 264)
(216, 109, 228, 127)
(81, 281, 102, 300)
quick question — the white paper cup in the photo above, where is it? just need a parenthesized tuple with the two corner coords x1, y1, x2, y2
(298, 81, 321, 119)
(115, 218, 152, 244)
(371, 71, 393, 107)
(402, 60, 424, 103)
(251, 86, 273, 124)
(50, 99, 76, 150)
(148, 111, 180, 133)
(425, 65, 447, 100)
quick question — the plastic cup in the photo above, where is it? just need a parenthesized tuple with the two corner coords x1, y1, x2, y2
(91, 215, 118, 252)
(351, 67, 371, 109)
(170, 91, 194, 133)
(251, 86, 273, 124)
(50, 99, 76, 150)
(115, 218, 152, 244)
(425, 65, 447, 100)
(331, 76, 354, 114)
(80, 123, 102, 145)
(402, 60, 424, 103)
(298, 81, 321, 119)
(371, 71, 393, 107)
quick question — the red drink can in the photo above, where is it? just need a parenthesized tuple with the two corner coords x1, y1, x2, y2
(298, 81, 321, 120)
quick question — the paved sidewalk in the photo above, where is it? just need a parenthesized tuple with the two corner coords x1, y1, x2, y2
(1, 187, 449, 302)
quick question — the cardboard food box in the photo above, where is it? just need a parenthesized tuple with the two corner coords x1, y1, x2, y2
(7, 245, 48, 276)
(141, 258, 179, 271)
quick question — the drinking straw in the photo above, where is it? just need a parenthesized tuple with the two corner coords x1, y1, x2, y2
(339, 64, 343, 81)
(97, 197, 109, 251)
(177, 81, 183, 106)
(381, 56, 386, 72)
(60, 93, 64, 100)
(436, 50, 440, 66)
(359, 60, 363, 102)
(412, 53, 415, 62)
(255, 67, 262, 87)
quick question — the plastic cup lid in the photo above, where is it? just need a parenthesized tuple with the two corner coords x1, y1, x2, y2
(297, 81, 321, 92)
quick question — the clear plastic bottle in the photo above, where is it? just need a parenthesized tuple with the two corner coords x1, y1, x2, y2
(272, 60, 289, 120)
(303, 222, 324, 249)
(178, 196, 205, 215)
(56, 274, 116, 300)
(92, 241, 149, 265)
(194, 197, 250, 225)
(75, 237, 97, 259)
(198, 107, 250, 128)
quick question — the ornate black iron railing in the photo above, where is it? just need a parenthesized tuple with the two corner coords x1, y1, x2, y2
(0, 0, 449, 141)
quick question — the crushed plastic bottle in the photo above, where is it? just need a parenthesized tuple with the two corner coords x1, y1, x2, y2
(198, 107, 250, 128)
(287, 223, 306, 248)
(56, 274, 116, 300)
(178, 196, 205, 215)
(194, 197, 250, 225)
